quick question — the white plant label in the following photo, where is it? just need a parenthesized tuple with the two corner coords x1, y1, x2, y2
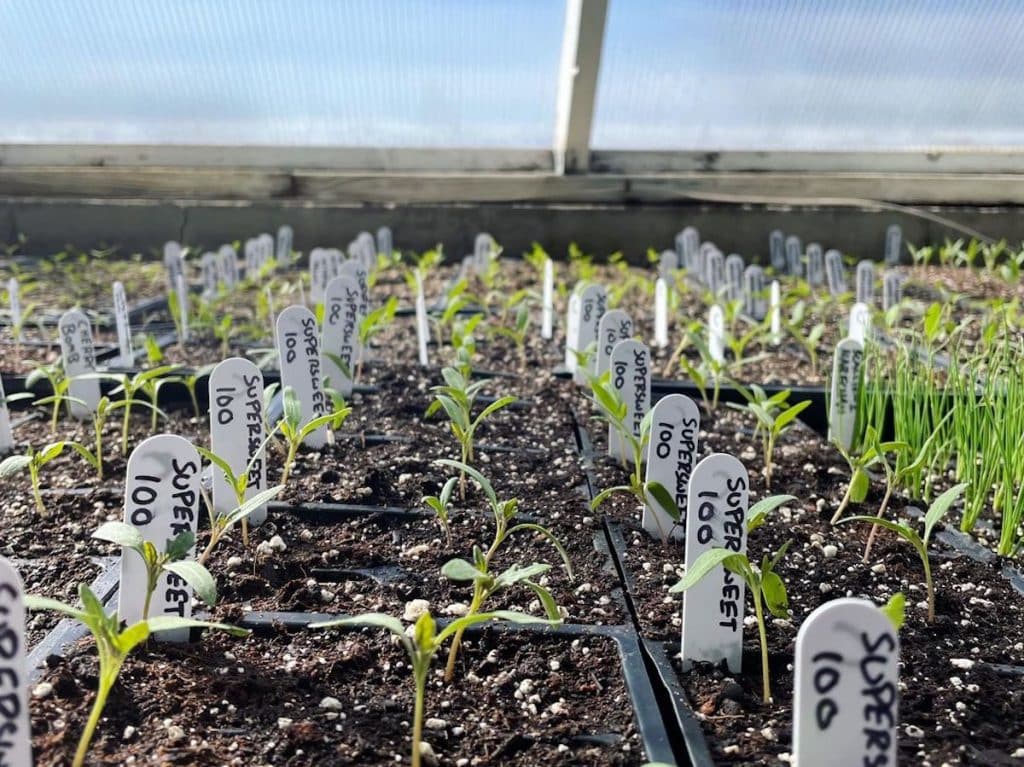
(882, 271, 902, 312)
(163, 241, 185, 293)
(596, 310, 633, 377)
(724, 254, 744, 303)
(244, 237, 259, 279)
(825, 249, 847, 295)
(643, 394, 700, 542)
(119, 434, 200, 641)
(705, 250, 724, 298)
(697, 243, 717, 286)
(744, 265, 766, 320)
(769, 280, 781, 346)
(257, 233, 274, 271)
(856, 260, 876, 305)
(175, 273, 190, 343)
(674, 229, 686, 261)
(321, 276, 361, 398)
(608, 340, 650, 463)
(793, 598, 899, 767)
(7, 278, 22, 341)
(659, 249, 679, 280)
(112, 281, 133, 367)
(209, 358, 267, 527)
(339, 259, 370, 363)
(0, 374, 15, 453)
(377, 226, 393, 258)
(325, 248, 344, 280)
(474, 232, 495, 268)
(654, 278, 669, 349)
(849, 302, 872, 344)
(541, 257, 554, 340)
(785, 235, 803, 277)
(885, 224, 902, 266)
(769, 229, 786, 272)
(276, 225, 293, 263)
(564, 292, 581, 372)
(356, 231, 376, 268)
(200, 252, 218, 297)
(0, 556, 31, 767)
(276, 306, 328, 448)
(681, 226, 700, 272)
(57, 310, 100, 418)
(218, 245, 238, 291)
(807, 243, 824, 287)
(681, 453, 748, 672)
(829, 338, 864, 451)
(708, 305, 725, 364)
(415, 274, 430, 367)
(572, 285, 607, 385)
(309, 248, 330, 305)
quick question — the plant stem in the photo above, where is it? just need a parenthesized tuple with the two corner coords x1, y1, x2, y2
(281, 442, 298, 486)
(445, 588, 483, 682)
(923, 551, 935, 623)
(121, 402, 132, 454)
(30, 464, 46, 516)
(198, 528, 220, 566)
(411, 662, 427, 767)
(754, 594, 771, 702)
(830, 480, 855, 524)
(862, 482, 894, 562)
(74, 658, 119, 767)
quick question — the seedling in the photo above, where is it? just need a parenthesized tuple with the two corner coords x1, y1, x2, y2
(214, 314, 235, 357)
(107, 366, 179, 452)
(278, 385, 351, 485)
(25, 362, 69, 433)
(182, 364, 216, 417)
(839, 483, 967, 622)
(489, 292, 533, 370)
(783, 300, 826, 371)
(25, 584, 246, 767)
(143, 334, 164, 365)
(425, 366, 516, 498)
(422, 476, 458, 547)
(730, 385, 811, 489)
(195, 444, 284, 556)
(311, 609, 547, 767)
(436, 459, 570, 681)
(671, 540, 792, 702)
(355, 296, 399, 381)
(0, 440, 84, 515)
(91, 522, 216, 619)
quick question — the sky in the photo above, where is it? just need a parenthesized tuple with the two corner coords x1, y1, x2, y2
(1, 0, 1022, 151)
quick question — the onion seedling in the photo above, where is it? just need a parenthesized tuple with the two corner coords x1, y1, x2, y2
(425, 366, 516, 498)
(25, 584, 247, 767)
(839, 483, 967, 623)
(311, 609, 548, 767)
(278, 385, 351, 486)
(730, 385, 811, 489)
(435, 459, 571, 682)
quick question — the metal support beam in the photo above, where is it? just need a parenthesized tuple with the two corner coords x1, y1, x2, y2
(553, 0, 608, 175)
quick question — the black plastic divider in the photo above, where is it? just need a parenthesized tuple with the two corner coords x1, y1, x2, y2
(236, 611, 676, 764)
(0, 294, 170, 329)
(570, 407, 712, 766)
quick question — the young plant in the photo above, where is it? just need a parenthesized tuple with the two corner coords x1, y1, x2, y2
(182, 363, 216, 417)
(436, 459, 570, 681)
(25, 362, 69, 433)
(422, 476, 458, 547)
(839, 483, 967, 623)
(354, 296, 399, 381)
(311, 609, 547, 767)
(143, 334, 164, 366)
(782, 300, 826, 372)
(0, 440, 75, 515)
(730, 385, 811, 489)
(25, 585, 247, 767)
(425, 366, 516, 498)
(670, 540, 792, 702)
(278, 385, 351, 485)
(489, 293, 533, 370)
(107, 366, 178, 453)
(214, 314, 235, 357)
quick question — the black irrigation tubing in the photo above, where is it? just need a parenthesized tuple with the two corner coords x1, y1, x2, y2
(569, 409, 713, 767)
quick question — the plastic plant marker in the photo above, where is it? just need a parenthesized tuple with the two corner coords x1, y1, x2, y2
(209, 358, 267, 527)
(856, 260, 876, 305)
(276, 306, 328, 448)
(697, 242, 717, 286)
(708, 305, 725, 364)
(681, 453, 749, 672)
(681, 226, 700, 272)
(654, 278, 669, 349)
(724, 254, 744, 303)
(175, 274, 189, 343)
(564, 291, 581, 372)
(595, 310, 633, 377)
(338, 258, 371, 362)
(825, 249, 847, 295)
(415, 274, 430, 367)
(118, 434, 201, 641)
(769, 281, 781, 346)
(705, 250, 724, 299)
(769, 230, 786, 272)
(541, 257, 554, 340)
(849, 303, 872, 344)
(744, 265, 766, 320)
(325, 248, 344, 280)
(200, 252, 218, 297)
(321, 276, 361, 398)
(572, 284, 608, 385)
(885, 224, 902, 266)
(0, 374, 15, 453)
(882, 271, 902, 312)
(309, 249, 330, 306)
(276, 225, 293, 263)
(659, 249, 679, 280)
(829, 338, 864, 452)
(793, 598, 898, 767)
(643, 394, 700, 542)
(474, 232, 495, 268)
(218, 245, 238, 291)
(608, 339, 651, 464)
(112, 281, 133, 367)
(785, 235, 803, 277)
(163, 241, 185, 293)
(244, 237, 259, 278)
(377, 226, 393, 258)
(57, 310, 100, 419)
(7, 278, 21, 342)
(807, 243, 824, 287)
(0, 556, 31, 767)
(258, 233, 274, 271)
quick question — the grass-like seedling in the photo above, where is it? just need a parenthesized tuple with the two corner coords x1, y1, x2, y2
(26, 585, 247, 767)
(435, 459, 570, 682)
(0, 440, 76, 515)
(840, 483, 967, 622)
(91, 522, 216, 619)
(425, 366, 516, 498)
(422, 476, 458, 547)
(671, 540, 792, 702)
(311, 609, 548, 767)
(278, 385, 351, 485)
(730, 385, 811, 489)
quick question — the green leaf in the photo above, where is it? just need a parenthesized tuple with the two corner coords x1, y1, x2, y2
(746, 494, 796, 532)
(923, 483, 968, 545)
(472, 395, 517, 428)
(524, 580, 562, 622)
(644, 481, 680, 522)
(590, 484, 630, 511)
(761, 571, 789, 618)
(78, 583, 107, 622)
(39, 441, 66, 464)
(23, 594, 87, 622)
(436, 459, 496, 509)
(165, 530, 196, 561)
(839, 516, 923, 552)
(113, 620, 151, 654)
(0, 454, 32, 478)
(92, 521, 145, 551)
(773, 399, 811, 434)
(440, 558, 485, 582)
(299, 411, 347, 440)
(223, 486, 285, 529)
(145, 616, 249, 638)
(196, 446, 239, 488)
(669, 548, 734, 593)
(310, 612, 406, 637)
(494, 562, 551, 588)
(880, 592, 906, 631)
(67, 441, 100, 469)
(164, 561, 217, 606)
(850, 468, 871, 503)
(282, 386, 302, 429)
(506, 522, 574, 580)
(435, 609, 553, 644)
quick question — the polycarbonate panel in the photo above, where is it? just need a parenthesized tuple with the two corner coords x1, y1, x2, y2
(0, 0, 563, 147)
(593, 0, 1024, 151)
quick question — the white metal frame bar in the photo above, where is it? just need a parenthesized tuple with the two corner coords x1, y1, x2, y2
(553, 0, 608, 174)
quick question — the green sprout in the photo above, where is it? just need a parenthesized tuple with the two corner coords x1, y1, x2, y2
(730, 385, 811, 489)
(0, 440, 96, 515)
(355, 296, 399, 381)
(278, 386, 351, 486)
(422, 476, 458, 547)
